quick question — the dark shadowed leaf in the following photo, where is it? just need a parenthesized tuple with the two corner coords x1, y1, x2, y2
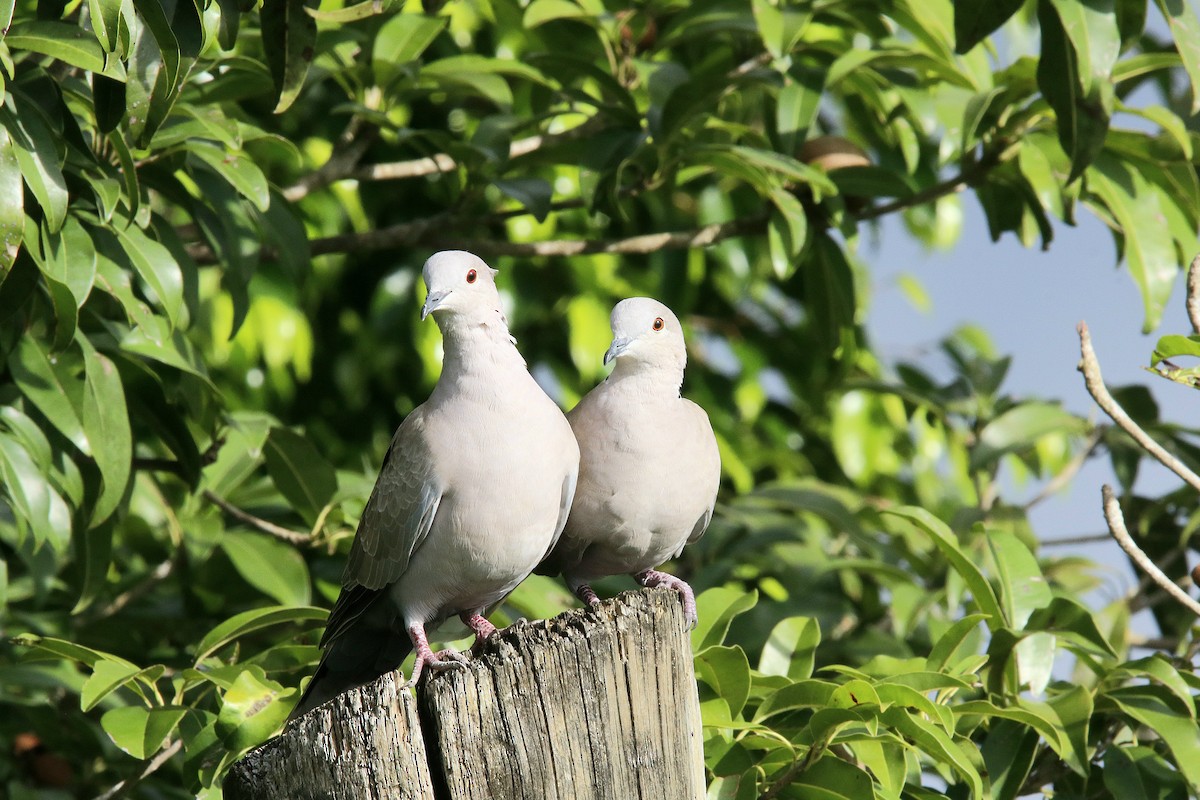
(263, 427, 337, 525)
(953, 0, 1023, 53)
(261, 0, 319, 113)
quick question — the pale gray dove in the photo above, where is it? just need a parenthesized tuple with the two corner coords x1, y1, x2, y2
(289, 251, 579, 721)
(537, 297, 720, 627)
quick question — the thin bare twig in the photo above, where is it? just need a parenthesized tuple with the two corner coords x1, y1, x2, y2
(1101, 485, 1200, 617)
(1024, 426, 1105, 510)
(92, 737, 183, 800)
(855, 145, 1008, 222)
(1040, 533, 1115, 546)
(1077, 321, 1200, 494)
(1188, 253, 1200, 335)
(202, 489, 311, 546)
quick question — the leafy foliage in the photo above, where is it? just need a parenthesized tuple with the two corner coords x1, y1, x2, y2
(0, 0, 1198, 797)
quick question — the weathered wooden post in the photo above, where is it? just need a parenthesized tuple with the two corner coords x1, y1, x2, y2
(224, 588, 706, 800)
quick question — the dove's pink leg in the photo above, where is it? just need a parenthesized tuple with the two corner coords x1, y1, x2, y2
(459, 612, 497, 649)
(406, 623, 468, 687)
(634, 569, 698, 629)
(574, 584, 602, 608)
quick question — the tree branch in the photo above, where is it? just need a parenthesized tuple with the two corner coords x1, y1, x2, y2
(1077, 321, 1200, 494)
(1039, 533, 1114, 546)
(854, 145, 1008, 222)
(1023, 427, 1105, 510)
(1101, 485, 1200, 617)
(1188, 252, 1200, 335)
(202, 489, 312, 546)
(92, 737, 183, 800)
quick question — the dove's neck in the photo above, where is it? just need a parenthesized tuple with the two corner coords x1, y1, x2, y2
(605, 357, 684, 400)
(436, 312, 528, 386)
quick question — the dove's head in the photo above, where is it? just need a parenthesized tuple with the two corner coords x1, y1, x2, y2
(604, 298, 687, 375)
(421, 250, 504, 324)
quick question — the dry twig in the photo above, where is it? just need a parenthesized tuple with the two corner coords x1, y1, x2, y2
(203, 489, 311, 546)
(1076, 321, 1200, 494)
(1101, 485, 1200, 617)
(1188, 253, 1200, 335)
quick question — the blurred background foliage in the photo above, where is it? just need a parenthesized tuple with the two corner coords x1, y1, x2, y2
(1, 0, 1199, 797)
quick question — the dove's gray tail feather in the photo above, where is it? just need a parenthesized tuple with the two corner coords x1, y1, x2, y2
(287, 629, 414, 723)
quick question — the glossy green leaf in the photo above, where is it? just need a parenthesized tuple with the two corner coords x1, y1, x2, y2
(1025, 596, 1117, 658)
(374, 12, 446, 72)
(495, 178, 553, 222)
(5, 20, 127, 79)
(759, 615, 820, 680)
(0, 124, 22, 270)
(973, 402, 1084, 468)
(692, 587, 758, 652)
(880, 705, 984, 797)
(306, 0, 394, 22)
(195, 606, 327, 664)
(0, 432, 71, 552)
(787, 755, 876, 800)
(1104, 744, 1192, 800)
(1105, 686, 1200, 790)
(696, 646, 751, 718)
(11, 634, 135, 669)
(87, 0, 122, 52)
(523, 0, 590, 27)
(111, 222, 184, 328)
(953, 0, 1023, 53)
(262, 0, 319, 113)
(216, 670, 293, 752)
(78, 334, 132, 525)
(220, 532, 311, 607)
(187, 143, 271, 212)
(982, 719, 1039, 800)
(754, 679, 838, 720)
(8, 336, 88, 453)
(885, 507, 1005, 628)
(1, 99, 67, 233)
(1037, 1, 1112, 181)
(81, 659, 142, 712)
(1087, 154, 1179, 332)
(1042, 685, 1094, 776)
(102, 706, 187, 759)
(1046, 0, 1120, 93)
(1151, 334, 1200, 366)
(263, 426, 337, 525)
(38, 217, 97, 311)
(1154, 0, 1200, 113)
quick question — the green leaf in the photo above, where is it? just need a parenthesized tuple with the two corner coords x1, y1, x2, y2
(1151, 334, 1200, 366)
(494, 178, 553, 222)
(78, 334, 132, 526)
(88, 0, 122, 52)
(1104, 745, 1193, 800)
(0, 98, 67, 233)
(1087, 154, 1179, 332)
(1025, 596, 1117, 658)
(788, 756, 876, 800)
(880, 705, 984, 796)
(523, 0, 591, 27)
(884, 507, 1005, 628)
(74, 519, 115, 614)
(1046, 0, 1121, 93)
(754, 679, 838, 721)
(187, 143, 271, 213)
(263, 427, 337, 525)
(751, 0, 810, 58)
(216, 670, 294, 753)
(1154, 0, 1200, 113)
(220, 532, 311, 607)
(1042, 684, 1095, 776)
(953, 0, 1023, 53)
(111, 222, 184, 328)
(374, 12, 446, 76)
(81, 659, 143, 712)
(261, 0, 319, 114)
(195, 606, 327, 664)
(692, 587, 757, 652)
(759, 615, 820, 680)
(0, 123, 22, 270)
(4, 20, 127, 79)
(777, 67, 824, 153)
(306, 0, 394, 22)
(102, 706, 187, 759)
(1037, 0, 1112, 181)
(38, 217, 98, 311)
(696, 646, 751, 718)
(1105, 686, 1200, 790)
(982, 719, 1039, 800)
(0, 432, 72, 552)
(8, 335, 88, 453)
(972, 402, 1084, 468)
(12, 634, 134, 669)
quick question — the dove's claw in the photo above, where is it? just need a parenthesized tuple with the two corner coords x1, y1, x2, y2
(634, 569, 698, 629)
(573, 583, 603, 609)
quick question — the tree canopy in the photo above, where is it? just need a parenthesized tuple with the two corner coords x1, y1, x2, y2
(2, 0, 1199, 797)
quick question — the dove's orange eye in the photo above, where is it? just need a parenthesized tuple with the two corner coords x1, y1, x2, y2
(652, 317, 664, 331)
(466, 269, 478, 284)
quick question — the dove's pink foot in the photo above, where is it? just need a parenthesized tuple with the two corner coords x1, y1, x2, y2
(459, 612, 497, 649)
(573, 583, 602, 608)
(406, 623, 468, 687)
(634, 569, 697, 629)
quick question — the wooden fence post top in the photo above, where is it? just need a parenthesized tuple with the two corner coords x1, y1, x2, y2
(224, 588, 705, 800)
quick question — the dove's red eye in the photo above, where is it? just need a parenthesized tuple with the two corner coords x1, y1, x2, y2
(466, 269, 478, 284)
(652, 317, 664, 331)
